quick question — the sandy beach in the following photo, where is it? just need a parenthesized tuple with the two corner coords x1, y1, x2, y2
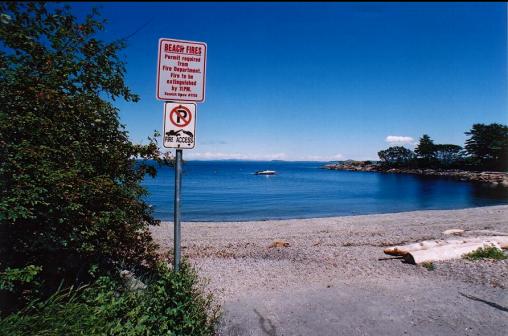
(152, 205, 508, 335)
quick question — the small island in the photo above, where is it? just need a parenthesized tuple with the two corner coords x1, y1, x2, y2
(323, 123, 508, 187)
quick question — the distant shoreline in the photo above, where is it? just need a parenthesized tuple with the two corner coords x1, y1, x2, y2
(157, 204, 508, 223)
(322, 162, 508, 187)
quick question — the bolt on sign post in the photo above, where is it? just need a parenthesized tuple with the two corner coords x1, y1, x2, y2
(157, 38, 207, 271)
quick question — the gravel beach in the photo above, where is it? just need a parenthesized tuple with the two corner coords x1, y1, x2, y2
(152, 205, 508, 335)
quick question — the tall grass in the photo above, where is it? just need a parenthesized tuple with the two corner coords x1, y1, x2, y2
(0, 261, 220, 336)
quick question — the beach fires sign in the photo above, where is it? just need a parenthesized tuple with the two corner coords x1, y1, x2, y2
(163, 102, 197, 149)
(157, 38, 207, 102)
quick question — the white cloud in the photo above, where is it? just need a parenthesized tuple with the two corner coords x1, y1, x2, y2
(385, 135, 415, 145)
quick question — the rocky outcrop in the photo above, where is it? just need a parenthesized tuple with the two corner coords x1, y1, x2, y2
(322, 162, 508, 187)
(322, 161, 379, 172)
(119, 270, 147, 291)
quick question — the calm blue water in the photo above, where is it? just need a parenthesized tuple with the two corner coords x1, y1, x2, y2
(142, 161, 508, 221)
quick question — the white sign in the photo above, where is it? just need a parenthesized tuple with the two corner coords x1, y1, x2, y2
(156, 38, 207, 102)
(163, 102, 197, 149)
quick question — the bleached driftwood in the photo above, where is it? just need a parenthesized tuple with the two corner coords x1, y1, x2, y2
(384, 236, 508, 256)
(442, 229, 464, 235)
(403, 242, 502, 264)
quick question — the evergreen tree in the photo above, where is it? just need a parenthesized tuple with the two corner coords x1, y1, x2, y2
(414, 134, 436, 160)
(465, 123, 508, 170)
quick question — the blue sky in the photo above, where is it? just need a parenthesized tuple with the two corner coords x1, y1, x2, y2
(72, 2, 507, 161)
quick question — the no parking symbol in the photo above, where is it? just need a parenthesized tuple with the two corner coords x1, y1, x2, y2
(170, 105, 192, 127)
(163, 102, 196, 149)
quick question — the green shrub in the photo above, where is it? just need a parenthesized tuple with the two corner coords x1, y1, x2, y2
(421, 261, 435, 271)
(0, 261, 220, 335)
(0, 4, 219, 332)
(0, 265, 43, 312)
(463, 246, 507, 261)
(0, 265, 42, 293)
(0, 2, 166, 311)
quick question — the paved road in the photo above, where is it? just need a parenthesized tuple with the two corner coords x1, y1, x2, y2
(218, 278, 508, 336)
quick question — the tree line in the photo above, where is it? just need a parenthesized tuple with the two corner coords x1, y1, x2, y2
(378, 123, 508, 171)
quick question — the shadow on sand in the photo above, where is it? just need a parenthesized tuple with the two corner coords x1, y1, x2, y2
(459, 292, 508, 313)
(254, 308, 278, 336)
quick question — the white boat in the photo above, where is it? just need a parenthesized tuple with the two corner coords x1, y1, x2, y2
(255, 170, 276, 175)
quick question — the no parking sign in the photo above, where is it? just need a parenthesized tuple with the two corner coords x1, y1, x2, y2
(163, 102, 196, 149)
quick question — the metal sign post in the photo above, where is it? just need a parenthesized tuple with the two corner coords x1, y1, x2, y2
(162, 102, 196, 270)
(157, 37, 206, 272)
(173, 149, 182, 271)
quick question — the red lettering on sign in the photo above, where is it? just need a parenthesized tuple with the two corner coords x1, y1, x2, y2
(157, 38, 207, 102)
(185, 46, 202, 55)
(165, 43, 185, 53)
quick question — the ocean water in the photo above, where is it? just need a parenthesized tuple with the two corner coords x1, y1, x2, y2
(141, 160, 508, 221)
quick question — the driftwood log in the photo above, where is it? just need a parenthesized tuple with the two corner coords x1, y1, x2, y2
(442, 229, 465, 235)
(384, 236, 508, 264)
(403, 242, 501, 264)
(384, 236, 508, 256)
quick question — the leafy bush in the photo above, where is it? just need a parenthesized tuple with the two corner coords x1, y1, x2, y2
(0, 265, 42, 310)
(0, 261, 220, 335)
(421, 261, 435, 271)
(0, 4, 219, 332)
(0, 2, 165, 311)
(0, 265, 42, 293)
(463, 246, 507, 261)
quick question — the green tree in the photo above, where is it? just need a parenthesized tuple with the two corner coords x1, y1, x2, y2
(434, 144, 464, 167)
(414, 134, 436, 160)
(465, 123, 508, 170)
(377, 146, 416, 167)
(0, 2, 164, 310)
